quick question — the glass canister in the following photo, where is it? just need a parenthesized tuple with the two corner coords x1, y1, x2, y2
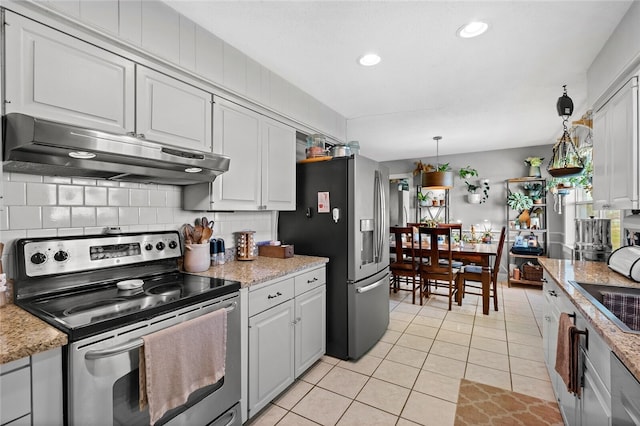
(347, 141, 360, 155)
(306, 134, 326, 158)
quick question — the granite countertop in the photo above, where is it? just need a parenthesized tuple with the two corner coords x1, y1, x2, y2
(0, 254, 328, 366)
(0, 304, 68, 365)
(539, 258, 640, 381)
(188, 254, 329, 288)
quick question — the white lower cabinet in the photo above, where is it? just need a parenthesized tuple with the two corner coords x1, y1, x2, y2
(0, 348, 63, 426)
(543, 275, 612, 426)
(247, 266, 326, 418)
(248, 298, 295, 415)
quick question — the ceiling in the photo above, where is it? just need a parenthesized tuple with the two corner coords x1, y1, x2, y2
(163, 1, 632, 162)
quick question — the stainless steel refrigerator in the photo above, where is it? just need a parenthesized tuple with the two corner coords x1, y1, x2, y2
(279, 155, 390, 360)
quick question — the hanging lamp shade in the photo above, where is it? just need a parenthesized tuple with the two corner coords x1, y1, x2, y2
(548, 85, 584, 177)
(422, 171, 454, 189)
(422, 136, 453, 189)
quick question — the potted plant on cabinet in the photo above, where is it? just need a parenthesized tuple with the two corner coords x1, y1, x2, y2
(508, 192, 534, 228)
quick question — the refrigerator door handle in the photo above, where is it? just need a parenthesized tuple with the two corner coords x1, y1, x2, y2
(356, 275, 389, 293)
(374, 170, 386, 263)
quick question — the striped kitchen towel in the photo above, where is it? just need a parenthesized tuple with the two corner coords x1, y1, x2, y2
(602, 291, 640, 331)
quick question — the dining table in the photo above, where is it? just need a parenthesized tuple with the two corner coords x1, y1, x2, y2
(392, 240, 500, 315)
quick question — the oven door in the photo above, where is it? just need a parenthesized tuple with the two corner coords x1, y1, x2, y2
(67, 293, 240, 426)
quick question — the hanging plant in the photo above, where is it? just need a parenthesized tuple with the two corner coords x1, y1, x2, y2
(459, 166, 490, 203)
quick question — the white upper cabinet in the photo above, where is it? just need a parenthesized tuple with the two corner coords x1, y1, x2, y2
(4, 11, 135, 134)
(118, 0, 142, 46)
(261, 117, 297, 210)
(194, 25, 224, 84)
(592, 76, 639, 209)
(136, 66, 213, 152)
(211, 98, 262, 210)
(183, 98, 296, 211)
(140, 1, 180, 64)
(79, 0, 119, 35)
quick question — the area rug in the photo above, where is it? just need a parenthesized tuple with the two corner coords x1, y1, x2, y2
(454, 379, 563, 426)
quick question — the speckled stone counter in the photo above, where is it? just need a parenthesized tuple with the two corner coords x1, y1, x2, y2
(0, 255, 327, 366)
(189, 254, 329, 288)
(539, 258, 640, 381)
(0, 304, 67, 365)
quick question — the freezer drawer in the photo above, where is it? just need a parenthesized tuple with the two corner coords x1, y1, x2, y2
(347, 270, 390, 359)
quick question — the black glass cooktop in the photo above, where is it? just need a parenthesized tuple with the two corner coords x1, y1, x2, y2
(17, 272, 240, 341)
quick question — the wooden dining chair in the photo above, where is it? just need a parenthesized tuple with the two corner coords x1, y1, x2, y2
(456, 226, 507, 311)
(389, 226, 420, 303)
(416, 226, 460, 309)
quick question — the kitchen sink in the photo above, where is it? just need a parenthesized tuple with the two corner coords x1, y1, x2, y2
(569, 281, 640, 334)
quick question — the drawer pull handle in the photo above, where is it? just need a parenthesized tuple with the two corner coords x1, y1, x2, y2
(548, 290, 557, 297)
(268, 291, 282, 300)
(307, 277, 318, 284)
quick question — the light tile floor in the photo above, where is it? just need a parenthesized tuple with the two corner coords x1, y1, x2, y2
(247, 281, 555, 426)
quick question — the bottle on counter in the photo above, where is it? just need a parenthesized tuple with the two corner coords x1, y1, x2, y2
(217, 239, 225, 265)
(210, 238, 218, 266)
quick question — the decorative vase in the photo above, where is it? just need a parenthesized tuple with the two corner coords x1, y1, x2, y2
(519, 210, 531, 228)
(529, 165, 541, 178)
(467, 193, 481, 204)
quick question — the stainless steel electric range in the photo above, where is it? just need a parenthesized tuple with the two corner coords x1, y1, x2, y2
(13, 231, 242, 426)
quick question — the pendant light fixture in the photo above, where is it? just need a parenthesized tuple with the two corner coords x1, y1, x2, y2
(548, 85, 584, 177)
(422, 136, 453, 189)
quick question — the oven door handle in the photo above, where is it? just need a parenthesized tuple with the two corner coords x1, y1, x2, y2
(85, 301, 237, 360)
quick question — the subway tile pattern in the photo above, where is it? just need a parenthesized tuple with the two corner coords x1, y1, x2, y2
(0, 172, 275, 278)
(247, 282, 557, 426)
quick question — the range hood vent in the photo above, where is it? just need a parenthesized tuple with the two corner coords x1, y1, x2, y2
(2, 114, 230, 185)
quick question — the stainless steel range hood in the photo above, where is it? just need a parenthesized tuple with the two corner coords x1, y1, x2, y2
(3, 113, 230, 185)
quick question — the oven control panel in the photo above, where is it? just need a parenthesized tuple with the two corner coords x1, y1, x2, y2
(19, 231, 182, 277)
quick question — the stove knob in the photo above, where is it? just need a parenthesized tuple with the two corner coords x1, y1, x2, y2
(53, 250, 69, 262)
(156, 242, 165, 251)
(145, 243, 153, 251)
(30, 252, 47, 265)
(168, 240, 178, 249)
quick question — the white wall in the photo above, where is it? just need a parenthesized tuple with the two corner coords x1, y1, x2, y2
(0, 172, 273, 279)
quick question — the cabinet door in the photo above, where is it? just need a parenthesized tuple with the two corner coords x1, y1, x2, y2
(211, 99, 262, 210)
(581, 352, 612, 426)
(248, 300, 295, 417)
(593, 77, 639, 209)
(261, 117, 297, 211)
(4, 11, 135, 134)
(294, 285, 326, 377)
(136, 66, 212, 152)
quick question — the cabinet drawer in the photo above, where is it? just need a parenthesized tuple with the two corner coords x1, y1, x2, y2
(295, 267, 326, 296)
(249, 278, 294, 317)
(0, 366, 31, 424)
(0, 357, 29, 375)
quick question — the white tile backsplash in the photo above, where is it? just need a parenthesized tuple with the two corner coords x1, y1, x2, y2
(1, 172, 276, 280)
(108, 187, 130, 206)
(43, 206, 71, 228)
(71, 207, 96, 227)
(84, 187, 108, 205)
(130, 188, 149, 206)
(58, 185, 83, 205)
(27, 183, 58, 205)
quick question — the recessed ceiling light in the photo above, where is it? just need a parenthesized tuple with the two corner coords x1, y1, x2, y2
(185, 167, 202, 173)
(358, 53, 381, 67)
(68, 151, 96, 159)
(457, 21, 489, 38)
